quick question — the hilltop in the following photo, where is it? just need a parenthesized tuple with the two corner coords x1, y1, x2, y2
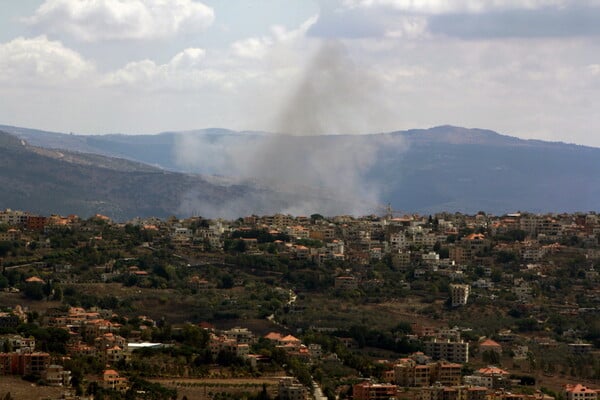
(0, 130, 298, 220)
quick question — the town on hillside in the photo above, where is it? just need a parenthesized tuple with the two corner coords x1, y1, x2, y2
(0, 208, 598, 400)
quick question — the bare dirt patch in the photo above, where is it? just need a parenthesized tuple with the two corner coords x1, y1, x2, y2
(0, 291, 62, 314)
(0, 376, 68, 400)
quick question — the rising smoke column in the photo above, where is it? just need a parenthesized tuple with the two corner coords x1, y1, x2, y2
(275, 41, 383, 136)
(245, 40, 404, 215)
(176, 40, 404, 217)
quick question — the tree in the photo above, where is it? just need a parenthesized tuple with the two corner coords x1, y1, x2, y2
(496, 250, 517, 264)
(220, 274, 234, 289)
(311, 214, 325, 223)
(482, 350, 500, 365)
(516, 318, 539, 332)
(23, 282, 45, 300)
(254, 384, 271, 400)
(0, 242, 12, 257)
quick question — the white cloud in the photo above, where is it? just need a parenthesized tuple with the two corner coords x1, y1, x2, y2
(343, 0, 571, 14)
(231, 15, 318, 59)
(25, 0, 214, 41)
(101, 14, 320, 99)
(231, 37, 273, 59)
(588, 64, 600, 75)
(0, 35, 94, 85)
(272, 14, 319, 41)
(169, 47, 206, 69)
(384, 16, 428, 38)
(4, 4, 600, 148)
(103, 47, 231, 91)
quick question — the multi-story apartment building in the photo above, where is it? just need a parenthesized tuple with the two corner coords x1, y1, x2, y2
(278, 377, 307, 400)
(101, 369, 129, 392)
(424, 338, 469, 363)
(0, 352, 50, 376)
(0, 209, 29, 226)
(394, 360, 463, 387)
(449, 284, 470, 307)
(223, 327, 255, 344)
(353, 381, 398, 400)
(43, 364, 72, 386)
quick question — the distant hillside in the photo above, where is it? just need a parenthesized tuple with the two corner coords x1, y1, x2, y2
(374, 127, 600, 214)
(0, 125, 257, 172)
(3, 124, 600, 215)
(0, 131, 306, 220)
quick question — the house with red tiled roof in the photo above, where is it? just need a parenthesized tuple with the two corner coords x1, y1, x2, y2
(102, 369, 128, 392)
(477, 366, 509, 376)
(563, 384, 598, 400)
(94, 332, 129, 364)
(292, 245, 310, 259)
(264, 332, 303, 353)
(264, 332, 284, 341)
(464, 233, 486, 241)
(480, 338, 502, 354)
(281, 334, 299, 343)
(25, 276, 45, 284)
(67, 342, 96, 357)
(463, 366, 511, 389)
(208, 334, 238, 358)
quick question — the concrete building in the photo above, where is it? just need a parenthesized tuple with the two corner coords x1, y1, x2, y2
(563, 385, 598, 400)
(394, 360, 462, 387)
(278, 377, 307, 400)
(101, 369, 129, 392)
(0, 352, 50, 376)
(449, 284, 470, 307)
(353, 381, 398, 400)
(43, 364, 72, 386)
(424, 339, 469, 363)
(479, 339, 502, 355)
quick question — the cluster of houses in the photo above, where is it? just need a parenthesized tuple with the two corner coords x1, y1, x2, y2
(3, 209, 600, 296)
(0, 305, 154, 394)
(1, 209, 600, 398)
(3, 209, 599, 268)
(351, 381, 599, 400)
(0, 301, 597, 400)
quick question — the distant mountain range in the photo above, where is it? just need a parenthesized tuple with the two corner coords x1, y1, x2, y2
(0, 130, 309, 220)
(1, 124, 599, 219)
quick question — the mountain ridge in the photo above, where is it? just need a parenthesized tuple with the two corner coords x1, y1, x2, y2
(1, 125, 599, 216)
(0, 130, 304, 220)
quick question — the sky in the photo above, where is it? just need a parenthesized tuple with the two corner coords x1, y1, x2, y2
(1, 0, 600, 147)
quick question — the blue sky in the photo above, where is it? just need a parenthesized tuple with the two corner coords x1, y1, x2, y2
(1, 0, 600, 146)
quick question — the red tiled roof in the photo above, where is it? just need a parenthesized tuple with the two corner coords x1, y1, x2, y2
(480, 339, 502, 348)
(564, 384, 597, 394)
(264, 332, 283, 340)
(103, 369, 118, 375)
(281, 335, 300, 342)
(478, 366, 509, 376)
